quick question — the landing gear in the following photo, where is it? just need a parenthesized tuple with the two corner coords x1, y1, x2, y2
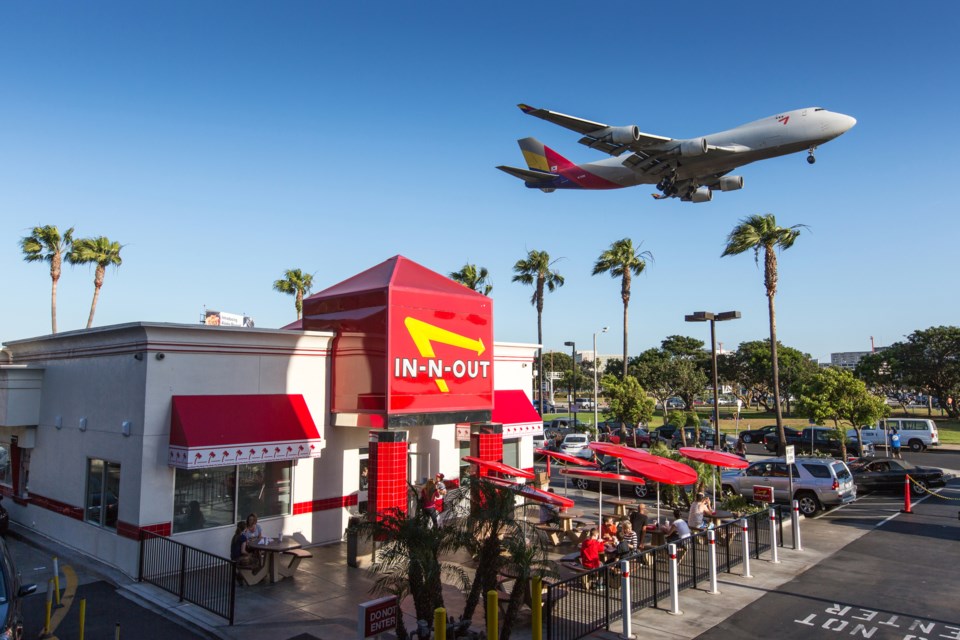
(807, 147, 817, 164)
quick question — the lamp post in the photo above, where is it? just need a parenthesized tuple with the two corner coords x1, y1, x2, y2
(684, 311, 741, 450)
(564, 341, 576, 421)
(593, 327, 608, 430)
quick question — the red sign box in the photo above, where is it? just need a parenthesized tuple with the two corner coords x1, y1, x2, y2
(358, 596, 398, 638)
(753, 485, 775, 503)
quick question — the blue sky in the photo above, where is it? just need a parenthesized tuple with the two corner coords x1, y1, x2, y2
(2, 1, 958, 363)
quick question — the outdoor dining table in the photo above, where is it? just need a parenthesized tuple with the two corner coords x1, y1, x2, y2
(606, 498, 636, 517)
(249, 537, 304, 583)
(706, 509, 736, 527)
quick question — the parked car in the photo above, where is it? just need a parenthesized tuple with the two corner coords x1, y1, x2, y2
(662, 397, 685, 410)
(570, 456, 653, 499)
(670, 426, 737, 451)
(738, 424, 799, 445)
(0, 535, 37, 638)
(544, 418, 590, 432)
(651, 424, 679, 444)
(764, 426, 874, 458)
(533, 399, 556, 414)
(849, 458, 947, 494)
(572, 398, 596, 411)
(559, 433, 592, 456)
(846, 418, 940, 452)
(721, 456, 857, 516)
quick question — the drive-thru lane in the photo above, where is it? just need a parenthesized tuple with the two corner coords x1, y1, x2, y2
(697, 479, 960, 639)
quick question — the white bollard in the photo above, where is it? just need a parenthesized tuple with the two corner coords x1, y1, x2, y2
(667, 543, 682, 615)
(741, 518, 752, 578)
(619, 558, 636, 639)
(792, 499, 803, 550)
(768, 507, 780, 563)
(707, 529, 719, 594)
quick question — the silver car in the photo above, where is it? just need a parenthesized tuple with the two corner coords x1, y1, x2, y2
(721, 456, 857, 516)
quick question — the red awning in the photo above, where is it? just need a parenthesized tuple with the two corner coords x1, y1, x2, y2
(169, 394, 323, 469)
(535, 449, 599, 467)
(485, 476, 576, 509)
(679, 447, 749, 469)
(620, 455, 698, 486)
(492, 390, 543, 437)
(462, 456, 535, 479)
(559, 468, 646, 485)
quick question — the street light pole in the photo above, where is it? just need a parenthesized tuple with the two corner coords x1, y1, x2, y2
(685, 311, 741, 450)
(593, 327, 609, 430)
(564, 341, 576, 422)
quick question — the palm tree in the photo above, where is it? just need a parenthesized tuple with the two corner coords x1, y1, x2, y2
(449, 263, 493, 296)
(592, 238, 653, 378)
(512, 250, 564, 412)
(68, 236, 123, 329)
(272, 268, 314, 320)
(722, 214, 805, 454)
(19, 225, 74, 334)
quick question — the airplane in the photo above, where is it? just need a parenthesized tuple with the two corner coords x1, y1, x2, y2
(497, 104, 856, 202)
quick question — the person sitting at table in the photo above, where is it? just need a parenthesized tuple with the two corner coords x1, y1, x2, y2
(664, 508, 692, 544)
(601, 517, 619, 544)
(688, 492, 712, 530)
(231, 522, 259, 569)
(579, 528, 605, 570)
(539, 490, 560, 524)
(617, 521, 639, 557)
(242, 513, 264, 543)
(629, 503, 649, 548)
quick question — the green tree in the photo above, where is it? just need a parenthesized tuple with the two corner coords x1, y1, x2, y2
(512, 250, 564, 412)
(592, 238, 653, 378)
(796, 367, 890, 459)
(448, 263, 492, 296)
(67, 236, 123, 329)
(19, 224, 74, 334)
(661, 335, 705, 359)
(355, 485, 467, 638)
(855, 351, 909, 413)
(273, 268, 314, 320)
(601, 374, 655, 427)
(722, 214, 805, 454)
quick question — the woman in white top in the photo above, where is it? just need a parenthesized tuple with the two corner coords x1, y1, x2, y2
(665, 508, 691, 542)
(688, 492, 712, 529)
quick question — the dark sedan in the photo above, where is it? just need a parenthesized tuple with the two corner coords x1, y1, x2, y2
(738, 424, 800, 445)
(850, 458, 947, 494)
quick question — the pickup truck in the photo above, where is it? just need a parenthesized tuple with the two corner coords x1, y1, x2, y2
(764, 426, 874, 458)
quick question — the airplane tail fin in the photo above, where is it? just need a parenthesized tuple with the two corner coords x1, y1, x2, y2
(517, 137, 567, 173)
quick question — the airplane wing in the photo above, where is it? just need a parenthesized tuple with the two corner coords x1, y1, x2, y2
(518, 103, 672, 156)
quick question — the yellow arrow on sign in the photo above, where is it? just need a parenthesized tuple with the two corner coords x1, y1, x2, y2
(404, 317, 485, 358)
(403, 317, 486, 393)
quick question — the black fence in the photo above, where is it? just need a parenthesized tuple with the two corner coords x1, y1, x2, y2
(138, 530, 236, 624)
(545, 508, 787, 640)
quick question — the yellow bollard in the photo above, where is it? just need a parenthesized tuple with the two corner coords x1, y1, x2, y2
(53, 556, 61, 606)
(434, 607, 446, 640)
(486, 589, 498, 639)
(44, 579, 53, 635)
(531, 576, 543, 640)
(79, 598, 86, 640)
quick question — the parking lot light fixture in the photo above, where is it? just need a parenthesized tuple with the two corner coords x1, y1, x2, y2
(685, 310, 741, 449)
(593, 327, 608, 430)
(564, 341, 576, 421)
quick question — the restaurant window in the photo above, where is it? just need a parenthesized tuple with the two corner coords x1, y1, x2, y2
(85, 459, 121, 530)
(503, 440, 519, 468)
(173, 460, 292, 534)
(0, 444, 10, 487)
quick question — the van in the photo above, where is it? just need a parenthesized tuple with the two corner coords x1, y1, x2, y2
(572, 398, 595, 411)
(846, 418, 940, 452)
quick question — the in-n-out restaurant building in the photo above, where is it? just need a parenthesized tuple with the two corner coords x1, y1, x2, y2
(0, 256, 543, 577)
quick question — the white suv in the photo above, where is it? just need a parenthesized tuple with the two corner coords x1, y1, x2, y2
(846, 418, 939, 452)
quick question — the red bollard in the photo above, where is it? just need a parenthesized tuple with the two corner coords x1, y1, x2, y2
(901, 475, 912, 514)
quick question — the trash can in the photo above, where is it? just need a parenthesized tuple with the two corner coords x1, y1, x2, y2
(347, 515, 361, 567)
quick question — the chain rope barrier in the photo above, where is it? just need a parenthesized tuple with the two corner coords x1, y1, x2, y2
(905, 473, 960, 501)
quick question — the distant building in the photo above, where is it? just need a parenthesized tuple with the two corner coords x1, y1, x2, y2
(830, 351, 871, 370)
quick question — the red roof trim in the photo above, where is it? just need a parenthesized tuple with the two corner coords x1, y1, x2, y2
(491, 390, 541, 426)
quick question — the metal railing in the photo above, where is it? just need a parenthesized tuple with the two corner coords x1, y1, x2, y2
(545, 508, 789, 640)
(138, 530, 236, 624)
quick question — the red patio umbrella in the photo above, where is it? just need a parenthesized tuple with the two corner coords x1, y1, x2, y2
(619, 453, 698, 522)
(679, 447, 749, 506)
(462, 456, 536, 479)
(535, 449, 598, 496)
(484, 476, 576, 509)
(559, 468, 646, 526)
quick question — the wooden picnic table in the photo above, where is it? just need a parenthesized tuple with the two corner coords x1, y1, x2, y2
(606, 498, 637, 517)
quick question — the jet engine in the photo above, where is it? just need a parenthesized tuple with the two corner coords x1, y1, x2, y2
(595, 125, 641, 144)
(678, 138, 708, 157)
(690, 186, 713, 203)
(718, 175, 744, 192)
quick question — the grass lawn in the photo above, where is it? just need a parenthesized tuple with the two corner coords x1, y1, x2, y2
(543, 406, 960, 445)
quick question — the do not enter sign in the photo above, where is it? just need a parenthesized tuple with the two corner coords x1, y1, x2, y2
(358, 596, 399, 638)
(753, 485, 775, 503)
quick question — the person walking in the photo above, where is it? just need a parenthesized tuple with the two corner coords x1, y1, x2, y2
(890, 427, 902, 459)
